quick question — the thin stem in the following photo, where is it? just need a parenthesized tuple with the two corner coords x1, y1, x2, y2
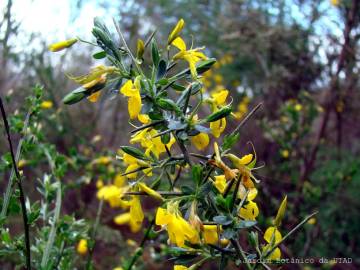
(125, 191, 184, 196)
(0, 97, 31, 270)
(262, 211, 318, 260)
(53, 241, 66, 269)
(176, 137, 192, 166)
(230, 239, 251, 270)
(86, 199, 104, 270)
(113, 18, 144, 77)
(230, 103, 263, 136)
(1, 109, 31, 217)
(130, 120, 165, 134)
(230, 175, 241, 210)
(124, 218, 155, 270)
(41, 181, 62, 268)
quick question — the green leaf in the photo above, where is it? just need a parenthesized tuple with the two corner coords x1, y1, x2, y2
(161, 133, 171, 144)
(1, 230, 11, 244)
(157, 59, 167, 80)
(157, 98, 181, 113)
(191, 165, 202, 186)
(92, 51, 106, 59)
(195, 58, 217, 74)
(148, 110, 163, 120)
(28, 201, 41, 225)
(213, 215, 233, 225)
(206, 106, 232, 122)
(171, 83, 186, 91)
(62, 89, 87, 105)
(120, 146, 147, 160)
(234, 220, 257, 229)
(222, 133, 240, 150)
(151, 39, 160, 67)
(157, 78, 168, 85)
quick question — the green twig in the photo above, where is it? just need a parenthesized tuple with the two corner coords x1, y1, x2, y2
(113, 18, 144, 77)
(1, 109, 31, 218)
(230, 239, 251, 270)
(41, 182, 62, 268)
(0, 97, 31, 270)
(124, 218, 155, 270)
(261, 211, 318, 261)
(230, 103, 262, 136)
(125, 191, 184, 196)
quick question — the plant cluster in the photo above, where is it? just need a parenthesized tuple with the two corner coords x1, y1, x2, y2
(49, 18, 315, 270)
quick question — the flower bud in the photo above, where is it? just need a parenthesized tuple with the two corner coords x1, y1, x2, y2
(274, 196, 287, 227)
(49, 38, 78, 52)
(168, 19, 185, 45)
(136, 39, 145, 59)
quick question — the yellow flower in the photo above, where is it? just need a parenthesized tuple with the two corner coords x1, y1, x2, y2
(233, 98, 250, 120)
(211, 90, 228, 107)
(203, 225, 218, 245)
(88, 91, 101, 103)
(262, 244, 281, 261)
(262, 226, 283, 260)
(96, 179, 104, 189)
(97, 185, 129, 208)
(92, 156, 111, 165)
(155, 205, 199, 247)
(191, 132, 209, 151)
(76, 239, 88, 255)
(294, 103, 302, 111)
(172, 37, 207, 78)
(239, 200, 259, 221)
(122, 153, 152, 179)
(220, 238, 230, 246)
(114, 212, 131, 225)
(214, 74, 223, 84)
(114, 196, 144, 232)
(114, 173, 126, 187)
(69, 65, 116, 85)
(227, 153, 253, 167)
(281, 149, 289, 158)
(130, 128, 176, 159)
(210, 119, 226, 138)
(238, 184, 258, 201)
(138, 114, 150, 124)
(120, 78, 142, 120)
(49, 38, 77, 52)
(227, 153, 258, 189)
(138, 182, 163, 200)
(213, 175, 226, 194)
(113, 267, 124, 270)
(307, 217, 316, 225)
(136, 38, 145, 59)
(168, 19, 185, 45)
(126, 238, 138, 247)
(129, 196, 144, 232)
(40, 100, 53, 109)
(211, 142, 238, 181)
(330, 0, 339, 6)
(17, 159, 27, 169)
(209, 90, 228, 138)
(174, 266, 188, 270)
(264, 226, 282, 245)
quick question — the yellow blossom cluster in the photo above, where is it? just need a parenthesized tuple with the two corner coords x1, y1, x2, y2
(51, 17, 292, 270)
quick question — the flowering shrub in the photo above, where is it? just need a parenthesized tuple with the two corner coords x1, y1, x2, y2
(0, 17, 316, 270)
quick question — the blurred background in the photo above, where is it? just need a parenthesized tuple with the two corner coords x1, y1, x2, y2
(1, 0, 359, 269)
